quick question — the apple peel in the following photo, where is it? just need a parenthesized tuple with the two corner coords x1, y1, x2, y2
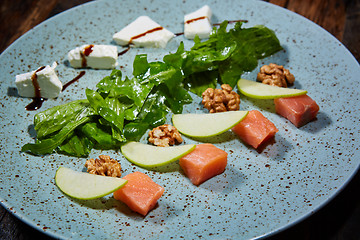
(237, 78, 307, 99)
(121, 142, 196, 168)
(172, 111, 248, 138)
(55, 167, 127, 200)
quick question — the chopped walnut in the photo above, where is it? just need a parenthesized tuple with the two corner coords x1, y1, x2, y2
(85, 155, 121, 177)
(201, 84, 240, 113)
(148, 124, 183, 147)
(257, 63, 295, 87)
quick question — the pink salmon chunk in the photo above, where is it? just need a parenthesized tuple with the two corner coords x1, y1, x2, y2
(232, 110, 278, 149)
(274, 94, 320, 127)
(179, 143, 228, 186)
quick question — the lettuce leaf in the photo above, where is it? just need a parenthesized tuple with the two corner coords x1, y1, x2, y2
(21, 116, 92, 155)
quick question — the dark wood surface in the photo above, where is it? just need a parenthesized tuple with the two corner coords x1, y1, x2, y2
(1, 0, 359, 239)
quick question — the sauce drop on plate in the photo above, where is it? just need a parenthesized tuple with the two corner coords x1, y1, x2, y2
(62, 71, 86, 91)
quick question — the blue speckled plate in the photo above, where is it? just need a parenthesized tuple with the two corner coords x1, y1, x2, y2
(0, 0, 359, 239)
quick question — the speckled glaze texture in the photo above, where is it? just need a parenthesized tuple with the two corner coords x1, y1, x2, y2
(0, 0, 359, 239)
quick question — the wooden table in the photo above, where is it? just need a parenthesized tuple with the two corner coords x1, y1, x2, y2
(1, 0, 359, 239)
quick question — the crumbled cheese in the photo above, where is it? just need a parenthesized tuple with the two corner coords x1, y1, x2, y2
(113, 16, 174, 48)
(15, 62, 62, 99)
(184, 5, 212, 39)
(67, 44, 118, 69)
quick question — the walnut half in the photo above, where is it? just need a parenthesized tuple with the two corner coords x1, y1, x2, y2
(201, 84, 240, 113)
(257, 63, 295, 88)
(85, 155, 121, 177)
(148, 124, 183, 147)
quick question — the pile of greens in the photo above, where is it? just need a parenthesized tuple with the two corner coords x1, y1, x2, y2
(22, 21, 282, 157)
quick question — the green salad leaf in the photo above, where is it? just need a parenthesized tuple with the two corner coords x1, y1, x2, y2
(164, 21, 283, 94)
(22, 21, 282, 157)
(22, 116, 92, 155)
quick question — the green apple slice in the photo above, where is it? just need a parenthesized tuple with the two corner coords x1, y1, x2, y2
(172, 111, 248, 138)
(237, 78, 307, 99)
(121, 142, 196, 168)
(55, 167, 127, 200)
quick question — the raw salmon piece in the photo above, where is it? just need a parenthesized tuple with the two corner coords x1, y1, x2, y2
(232, 110, 278, 149)
(274, 95, 319, 127)
(113, 171, 164, 216)
(179, 143, 228, 186)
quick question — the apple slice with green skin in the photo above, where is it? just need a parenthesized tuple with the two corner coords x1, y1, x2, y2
(237, 78, 307, 99)
(172, 111, 248, 138)
(55, 167, 127, 200)
(121, 142, 196, 168)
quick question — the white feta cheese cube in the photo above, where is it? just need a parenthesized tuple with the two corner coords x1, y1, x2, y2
(184, 5, 212, 39)
(67, 44, 118, 69)
(113, 16, 175, 48)
(15, 62, 62, 99)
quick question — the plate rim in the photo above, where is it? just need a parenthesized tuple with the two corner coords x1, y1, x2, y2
(0, 0, 359, 239)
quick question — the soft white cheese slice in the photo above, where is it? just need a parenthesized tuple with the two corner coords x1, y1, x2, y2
(184, 5, 212, 39)
(67, 44, 118, 69)
(113, 16, 175, 48)
(15, 62, 62, 99)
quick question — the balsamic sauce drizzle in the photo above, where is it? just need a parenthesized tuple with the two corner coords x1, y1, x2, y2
(129, 26, 164, 44)
(25, 97, 46, 111)
(26, 69, 86, 111)
(174, 19, 248, 38)
(62, 71, 86, 91)
(212, 19, 248, 26)
(185, 16, 208, 24)
(80, 44, 94, 68)
(117, 27, 164, 56)
(25, 66, 46, 111)
(118, 46, 131, 56)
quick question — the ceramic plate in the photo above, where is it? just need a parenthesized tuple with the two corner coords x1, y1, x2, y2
(0, 0, 359, 239)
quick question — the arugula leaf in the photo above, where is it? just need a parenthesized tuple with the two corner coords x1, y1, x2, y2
(85, 88, 126, 142)
(57, 131, 94, 157)
(22, 116, 91, 155)
(183, 70, 218, 97)
(123, 121, 150, 142)
(79, 121, 119, 149)
(133, 55, 192, 115)
(34, 99, 92, 139)
(138, 92, 168, 128)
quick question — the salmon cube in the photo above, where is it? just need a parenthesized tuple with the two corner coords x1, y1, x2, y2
(232, 110, 278, 149)
(274, 95, 320, 127)
(179, 143, 228, 186)
(113, 171, 164, 216)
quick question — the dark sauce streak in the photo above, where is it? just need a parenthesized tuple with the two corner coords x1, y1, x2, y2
(129, 26, 163, 44)
(26, 69, 86, 111)
(26, 98, 46, 111)
(174, 19, 248, 38)
(80, 44, 94, 68)
(83, 44, 94, 56)
(118, 27, 164, 55)
(185, 16, 208, 24)
(213, 20, 248, 26)
(118, 46, 131, 56)
(62, 71, 86, 91)
(26, 66, 47, 111)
